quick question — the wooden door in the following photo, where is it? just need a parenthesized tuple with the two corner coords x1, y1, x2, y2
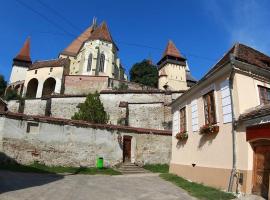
(252, 145, 270, 198)
(123, 136, 132, 163)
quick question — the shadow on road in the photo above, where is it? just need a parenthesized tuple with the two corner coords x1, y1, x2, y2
(0, 152, 64, 194)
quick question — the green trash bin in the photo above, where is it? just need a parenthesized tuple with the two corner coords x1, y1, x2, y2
(96, 157, 103, 169)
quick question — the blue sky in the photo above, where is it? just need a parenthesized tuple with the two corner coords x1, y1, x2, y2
(1, 0, 270, 82)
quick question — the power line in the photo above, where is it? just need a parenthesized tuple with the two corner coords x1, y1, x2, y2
(36, 0, 83, 32)
(15, 0, 76, 38)
(15, 0, 217, 63)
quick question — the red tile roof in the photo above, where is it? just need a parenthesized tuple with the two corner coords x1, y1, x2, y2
(29, 58, 70, 70)
(0, 111, 172, 136)
(61, 21, 117, 56)
(89, 21, 114, 43)
(14, 37, 31, 62)
(238, 103, 270, 121)
(61, 25, 95, 56)
(162, 40, 185, 59)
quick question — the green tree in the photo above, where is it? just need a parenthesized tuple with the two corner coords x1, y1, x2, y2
(72, 92, 109, 124)
(0, 75, 7, 97)
(129, 60, 158, 88)
(4, 89, 21, 101)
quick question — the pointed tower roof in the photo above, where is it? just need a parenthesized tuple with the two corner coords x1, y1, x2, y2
(14, 37, 31, 62)
(89, 21, 118, 50)
(162, 40, 185, 59)
(157, 40, 186, 67)
(61, 25, 95, 56)
(89, 21, 113, 42)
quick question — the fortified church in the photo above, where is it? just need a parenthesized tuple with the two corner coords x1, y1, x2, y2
(7, 19, 196, 130)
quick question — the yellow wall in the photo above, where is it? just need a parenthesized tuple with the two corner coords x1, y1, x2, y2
(158, 63, 188, 91)
(169, 67, 270, 193)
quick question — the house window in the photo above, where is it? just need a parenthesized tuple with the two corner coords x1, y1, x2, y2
(258, 86, 270, 105)
(99, 53, 105, 72)
(180, 107, 186, 132)
(87, 53, 92, 72)
(203, 90, 216, 125)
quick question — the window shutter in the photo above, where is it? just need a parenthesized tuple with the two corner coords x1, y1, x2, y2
(172, 110, 179, 135)
(221, 80, 232, 123)
(191, 100, 199, 132)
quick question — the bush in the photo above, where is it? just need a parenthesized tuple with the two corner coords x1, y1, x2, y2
(72, 92, 109, 124)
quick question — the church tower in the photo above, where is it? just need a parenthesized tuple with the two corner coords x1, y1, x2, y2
(10, 37, 32, 83)
(157, 40, 188, 91)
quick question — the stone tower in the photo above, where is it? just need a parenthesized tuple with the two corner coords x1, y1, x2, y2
(157, 40, 188, 91)
(10, 37, 32, 84)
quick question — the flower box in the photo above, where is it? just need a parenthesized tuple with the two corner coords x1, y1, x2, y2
(175, 131, 188, 140)
(199, 124, 219, 135)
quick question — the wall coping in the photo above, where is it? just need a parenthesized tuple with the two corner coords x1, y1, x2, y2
(0, 111, 172, 136)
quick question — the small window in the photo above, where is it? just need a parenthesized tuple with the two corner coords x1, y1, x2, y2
(180, 107, 186, 132)
(203, 90, 216, 125)
(258, 86, 270, 105)
(35, 70, 37, 74)
(50, 68, 53, 72)
(26, 122, 39, 134)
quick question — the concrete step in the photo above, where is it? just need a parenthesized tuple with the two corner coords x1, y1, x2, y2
(117, 163, 150, 174)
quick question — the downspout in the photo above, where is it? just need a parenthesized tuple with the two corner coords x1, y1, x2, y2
(228, 54, 237, 192)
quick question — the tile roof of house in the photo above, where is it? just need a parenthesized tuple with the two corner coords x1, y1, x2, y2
(29, 58, 70, 70)
(61, 25, 95, 56)
(14, 37, 31, 62)
(171, 43, 270, 106)
(205, 43, 270, 77)
(0, 111, 172, 136)
(238, 103, 270, 121)
(162, 40, 185, 60)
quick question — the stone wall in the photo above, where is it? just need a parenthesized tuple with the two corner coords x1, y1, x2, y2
(7, 100, 19, 113)
(6, 91, 183, 130)
(24, 99, 47, 116)
(0, 114, 172, 167)
(64, 75, 109, 95)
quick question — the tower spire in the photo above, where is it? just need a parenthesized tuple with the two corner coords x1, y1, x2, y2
(14, 37, 31, 62)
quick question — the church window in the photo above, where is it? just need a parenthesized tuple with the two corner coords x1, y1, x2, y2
(99, 53, 105, 72)
(87, 53, 92, 72)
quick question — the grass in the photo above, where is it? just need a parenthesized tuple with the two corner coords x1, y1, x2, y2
(160, 173, 236, 200)
(143, 164, 169, 173)
(0, 162, 122, 175)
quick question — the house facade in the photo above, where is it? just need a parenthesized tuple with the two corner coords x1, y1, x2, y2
(170, 43, 270, 198)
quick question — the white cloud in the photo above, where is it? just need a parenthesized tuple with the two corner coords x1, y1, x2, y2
(203, 0, 270, 54)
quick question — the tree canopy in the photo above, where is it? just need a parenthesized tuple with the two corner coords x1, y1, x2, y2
(129, 60, 158, 88)
(72, 92, 109, 124)
(0, 75, 7, 97)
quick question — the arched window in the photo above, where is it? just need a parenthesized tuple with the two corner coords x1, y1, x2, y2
(99, 53, 105, 72)
(87, 53, 92, 72)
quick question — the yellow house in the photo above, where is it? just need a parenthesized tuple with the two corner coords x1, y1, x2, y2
(170, 43, 270, 198)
